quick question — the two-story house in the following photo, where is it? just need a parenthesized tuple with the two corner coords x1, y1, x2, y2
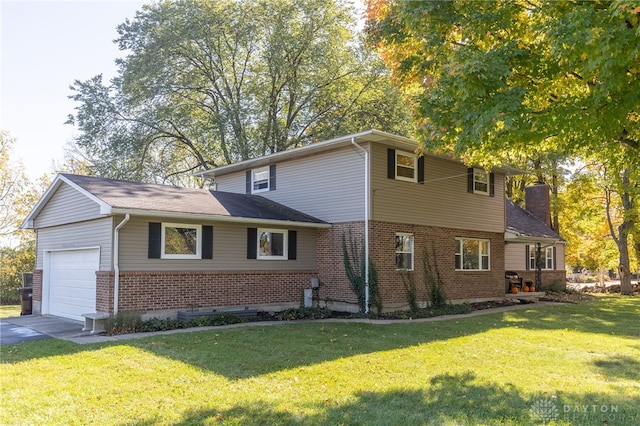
(22, 130, 565, 322)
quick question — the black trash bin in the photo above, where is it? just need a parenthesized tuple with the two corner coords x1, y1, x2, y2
(18, 287, 32, 316)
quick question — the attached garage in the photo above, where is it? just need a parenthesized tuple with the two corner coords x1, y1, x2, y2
(44, 248, 100, 321)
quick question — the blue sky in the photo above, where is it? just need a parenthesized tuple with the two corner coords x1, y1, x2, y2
(1, 0, 144, 180)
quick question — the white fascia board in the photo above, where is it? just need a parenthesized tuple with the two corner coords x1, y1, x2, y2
(505, 228, 563, 244)
(110, 208, 331, 229)
(21, 174, 113, 229)
(197, 129, 413, 178)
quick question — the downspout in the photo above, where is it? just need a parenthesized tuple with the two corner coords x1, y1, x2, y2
(351, 138, 370, 314)
(113, 213, 130, 315)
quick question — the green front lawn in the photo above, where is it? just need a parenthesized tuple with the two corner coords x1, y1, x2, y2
(1, 295, 639, 425)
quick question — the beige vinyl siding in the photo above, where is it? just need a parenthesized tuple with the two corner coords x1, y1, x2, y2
(215, 145, 366, 223)
(117, 216, 317, 271)
(35, 217, 113, 270)
(505, 243, 527, 271)
(371, 144, 506, 233)
(33, 184, 103, 228)
(505, 242, 566, 271)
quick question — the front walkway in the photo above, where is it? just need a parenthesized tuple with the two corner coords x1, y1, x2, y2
(2, 301, 562, 345)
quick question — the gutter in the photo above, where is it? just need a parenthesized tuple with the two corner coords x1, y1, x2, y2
(113, 213, 130, 315)
(109, 209, 331, 229)
(351, 137, 370, 314)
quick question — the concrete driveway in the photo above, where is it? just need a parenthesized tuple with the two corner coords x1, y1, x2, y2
(0, 315, 85, 345)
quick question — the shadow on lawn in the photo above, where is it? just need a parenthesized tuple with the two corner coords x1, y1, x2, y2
(592, 354, 640, 382)
(167, 372, 528, 426)
(155, 371, 640, 426)
(119, 296, 640, 379)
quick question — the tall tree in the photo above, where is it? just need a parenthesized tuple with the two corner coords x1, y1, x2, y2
(367, 0, 640, 294)
(67, 0, 414, 184)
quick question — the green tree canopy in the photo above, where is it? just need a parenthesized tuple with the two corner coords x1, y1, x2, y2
(67, 0, 414, 184)
(366, 0, 640, 165)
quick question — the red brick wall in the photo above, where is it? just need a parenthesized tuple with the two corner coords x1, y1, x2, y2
(107, 270, 317, 314)
(370, 221, 505, 305)
(96, 271, 114, 312)
(316, 221, 506, 311)
(316, 222, 363, 308)
(32, 269, 43, 302)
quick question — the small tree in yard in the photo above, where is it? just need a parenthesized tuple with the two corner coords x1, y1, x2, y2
(342, 229, 381, 314)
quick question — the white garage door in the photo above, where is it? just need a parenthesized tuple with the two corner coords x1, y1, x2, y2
(46, 248, 100, 321)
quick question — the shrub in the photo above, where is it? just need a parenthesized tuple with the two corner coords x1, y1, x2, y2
(104, 311, 143, 335)
(276, 307, 332, 321)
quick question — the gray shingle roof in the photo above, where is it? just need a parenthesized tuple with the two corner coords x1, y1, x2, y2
(506, 198, 563, 240)
(62, 174, 327, 225)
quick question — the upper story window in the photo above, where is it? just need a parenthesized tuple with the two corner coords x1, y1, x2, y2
(455, 238, 490, 271)
(162, 223, 202, 259)
(252, 166, 270, 193)
(246, 165, 276, 194)
(473, 169, 489, 195)
(467, 168, 495, 196)
(395, 150, 417, 182)
(529, 245, 554, 270)
(395, 233, 414, 271)
(387, 148, 424, 184)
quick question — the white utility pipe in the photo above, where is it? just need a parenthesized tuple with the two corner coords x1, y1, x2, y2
(113, 213, 130, 315)
(350, 138, 370, 314)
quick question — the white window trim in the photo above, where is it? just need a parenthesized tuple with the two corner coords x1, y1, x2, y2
(473, 168, 490, 195)
(251, 166, 270, 194)
(257, 228, 288, 260)
(530, 245, 554, 270)
(161, 223, 202, 259)
(395, 232, 414, 271)
(455, 237, 491, 271)
(395, 150, 417, 183)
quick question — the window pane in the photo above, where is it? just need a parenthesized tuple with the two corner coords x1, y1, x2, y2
(396, 253, 413, 270)
(395, 233, 414, 270)
(258, 230, 286, 258)
(482, 256, 489, 270)
(396, 152, 415, 180)
(462, 240, 479, 270)
(165, 227, 197, 255)
(271, 232, 284, 256)
(253, 168, 269, 191)
(259, 232, 271, 256)
(397, 153, 414, 167)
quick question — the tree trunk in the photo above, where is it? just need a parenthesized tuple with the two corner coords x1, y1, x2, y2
(618, 226, 634, 296)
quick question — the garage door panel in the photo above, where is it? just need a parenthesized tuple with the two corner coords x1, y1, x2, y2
(46, 249, 99, 321)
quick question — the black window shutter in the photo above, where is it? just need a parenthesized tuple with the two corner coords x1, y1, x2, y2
(202, 225, 213, 259)
(246, 171, 252, 194)
(288, 230, 297, 260)
(489, 173, 495, 197)
(269, 165, 276, 191)
(247, 227, 257, 259)
(148, 222, 161, 258)
(417, 156, 425, 184)
(387, 148, 396, 179)
(552, 246, 557, 270)
(467, 168, 474, 193)
(525, 245, 530, 270)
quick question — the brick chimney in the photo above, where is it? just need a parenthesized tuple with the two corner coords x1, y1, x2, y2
(525, 183, 551, 228)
